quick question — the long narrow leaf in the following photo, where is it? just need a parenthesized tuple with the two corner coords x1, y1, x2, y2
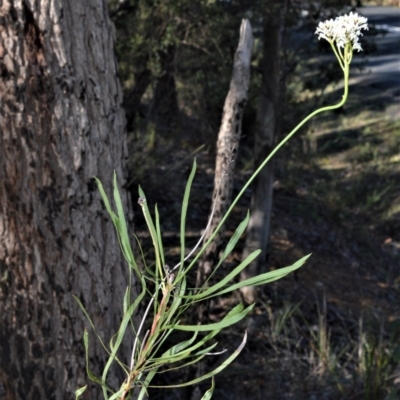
(155, 205, 165, 269)
(82, 329, 113, 394)
(180, 159, 197, 268)
(102, 276, 147, 392)
(149, 341, 219, 373)
(201, 378, 215, 400)
(149, 332, 247, 388)
(96, 176, 139, 274)
(159, 302, 245, 363)
(73, 296, 110, 355)
(148, 333, 216, 367)
(183, 250, 261, 301)
(95, 177, 118, 224)
(147, 348, 192, 367)
(75, 386, 87, 399)
(151, 302, 245, 375)
(164, 303, 254, 332)
(163, 330, 198, 358)
(147, 328, 175, 361)
(219, 212, 249, 265)
(137, 369, 158, 400)
(113, 173, 136, 269)
(162, 276, 187, 328)
(202, 211, 250, 289)
(213, 254, 311, 297)
(133, 233, 156, 280)
(155, 353, 208, 374)
(123, 286, 130, 315)
(138, 186, 164, 280)
(108, 387, 127, 400)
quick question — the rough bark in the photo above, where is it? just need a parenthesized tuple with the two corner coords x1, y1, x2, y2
(198, 19, 253, 280)
(0, 1, 133, 399)
(240, 4, 284, 303)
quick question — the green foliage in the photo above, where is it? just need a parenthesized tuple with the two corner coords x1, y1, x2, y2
(75, 161, 308, 399)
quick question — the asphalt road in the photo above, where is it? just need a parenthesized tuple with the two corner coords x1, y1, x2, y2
(352, 6, 400, 110)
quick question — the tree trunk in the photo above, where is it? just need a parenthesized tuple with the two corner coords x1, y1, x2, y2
(197, 19, 253, 282)
(240, 3, 284, 303)
(0, 1, 133, 399)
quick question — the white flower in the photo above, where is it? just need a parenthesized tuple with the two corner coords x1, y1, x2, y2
(315, 12, 368, 52)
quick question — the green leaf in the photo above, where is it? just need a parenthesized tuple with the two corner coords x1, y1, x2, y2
(163, 330, 198, 357)
(162, 276, 187, 328)
(134, 233, 156, 279)
(102, 276, 147, 394)
(147, 328, 175, 362)
(82, 329, 113, 395)
(75, 386, 87, 399)
(164, 303, 254, 332)
(180, 159, 197, 269)
(154, 302, 246, 368)
(202, 211, 250, 288)
(138, 186, 164, 279)
(150, 342, 219, 370)
(108, 387, 127, 400)
(219, 211, 249, 266)
(148, 331, 215, 367)
(187, 254, 310, 302)
(73, 296, 110, 355)
(149, 347, 192, 367)
(155, 204, 165, 269)
(193, 341, 219, 357)
(113, 173, 136, 269)
(137, 369, 158, 400)
(149, 331, 247, 388)
(213, 254, 311, 297)
(95, 176, 138, 273)
(183, 250, 261, 301)
(201, 378, 215, 400)
(95, 177, 118, 223)
(152, 302, 246, 373)
(155, 353, 207, 375)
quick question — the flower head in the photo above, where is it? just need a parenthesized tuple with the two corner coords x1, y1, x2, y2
(315, 12, 368, 52)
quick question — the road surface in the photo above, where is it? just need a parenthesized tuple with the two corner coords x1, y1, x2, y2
(353, 6, 400, 119)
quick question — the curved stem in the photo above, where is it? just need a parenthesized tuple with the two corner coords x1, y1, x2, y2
(182, 52, 351, 276)
(330, 41, 345, 71)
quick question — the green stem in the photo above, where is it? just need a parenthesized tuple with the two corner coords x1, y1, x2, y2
(184, 49, 351, 275)
(140, 204, 165, 289)
(330, 41, 345, 71)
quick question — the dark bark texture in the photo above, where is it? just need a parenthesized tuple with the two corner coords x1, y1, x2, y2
(0, 1, 133, 399)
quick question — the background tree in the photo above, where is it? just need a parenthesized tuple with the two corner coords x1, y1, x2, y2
(0, 1, 133, 399)
(109, 0, 247, 143)
(197, 19, 254, 280)
(240, 1, 286, 303)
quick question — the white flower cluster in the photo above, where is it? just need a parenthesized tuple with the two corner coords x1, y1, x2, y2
(315, 12, 368, 52)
